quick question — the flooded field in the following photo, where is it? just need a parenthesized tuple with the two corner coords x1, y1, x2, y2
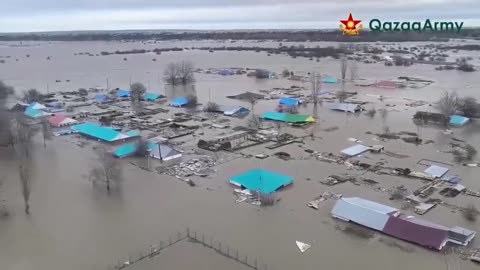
(0, 40, 480, 270)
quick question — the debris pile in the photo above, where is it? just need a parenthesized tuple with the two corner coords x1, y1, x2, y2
(158, 156, 217, 178)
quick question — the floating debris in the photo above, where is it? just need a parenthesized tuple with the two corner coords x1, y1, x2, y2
(296, 241, 311, 253)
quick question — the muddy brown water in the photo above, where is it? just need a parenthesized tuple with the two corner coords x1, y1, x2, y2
(0, 40, 480, 269)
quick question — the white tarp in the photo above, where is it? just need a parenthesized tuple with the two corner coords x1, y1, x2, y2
(424, 165, 449, 178)
(341, 144, 370, 157)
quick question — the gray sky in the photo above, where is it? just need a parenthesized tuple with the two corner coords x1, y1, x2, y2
(1, 0, 479, 32)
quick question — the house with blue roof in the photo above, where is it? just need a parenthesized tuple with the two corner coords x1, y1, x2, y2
(24, 107, 50, 119)
(229, 169, 293, 194)
(279, 97, 300, 107)
(116, 89, 130, 98)
(71, 122, 139, 143)
(143, 93, 165, 102)
(95, 94, 110, 104)
(169, 97, 189, 107)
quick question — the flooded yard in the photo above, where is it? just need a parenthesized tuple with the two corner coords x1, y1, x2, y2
(0, 40, 480, 270)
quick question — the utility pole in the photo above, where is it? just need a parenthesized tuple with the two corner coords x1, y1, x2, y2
(106, 78, 109, 91)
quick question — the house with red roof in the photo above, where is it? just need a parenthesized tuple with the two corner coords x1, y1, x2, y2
(48, 115, 78, 127)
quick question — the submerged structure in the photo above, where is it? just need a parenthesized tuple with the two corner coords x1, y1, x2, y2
(262, 112, 315, 124)
(71, 122, 139, 143)
(229, 169, 293, 194)
(331, 197, 476, 250)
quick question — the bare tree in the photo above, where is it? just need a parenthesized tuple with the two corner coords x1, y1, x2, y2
(164, 63, 179, 85)
(0, 176, 8, 217)
(178, 61, 195, 84)
(130, 82, 146, 103)
(349, 61, 358, 81)
(437, 91, 459, 125)
(310, 72, 321, 139)
(463, 204, 479, 222)
(135, 138, 150, 157)
(89, 147, 123, 194)
(22, 88, 43, 104)
(274, 121, 283, 141)
(339, 57, 348, 102)
(459, 96, 479, 117)
(41, 118, 51, 148)
(0, 81, 14, 146)
(205, 102, 220, 112)
(247, 115, 261, 130)
(18, 162, 32, 215)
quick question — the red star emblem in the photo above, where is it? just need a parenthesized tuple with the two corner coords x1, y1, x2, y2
(340, 13, 361, 30)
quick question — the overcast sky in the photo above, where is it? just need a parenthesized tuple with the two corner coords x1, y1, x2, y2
(1, 0, 479, 32)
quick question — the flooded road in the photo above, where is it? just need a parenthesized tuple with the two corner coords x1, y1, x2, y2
(0, 40, 479, 269)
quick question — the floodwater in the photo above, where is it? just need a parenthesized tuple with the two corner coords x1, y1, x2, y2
(0, 40, 480, 270)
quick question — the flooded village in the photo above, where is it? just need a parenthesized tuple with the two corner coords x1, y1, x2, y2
(1, 36, 480, 270)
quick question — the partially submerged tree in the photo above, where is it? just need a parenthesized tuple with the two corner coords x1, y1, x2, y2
(163, 61, 195, 85)
(22, 88, 43, 104)
(459, 96, 479, 117)
(18, 162, 32, 215)
(40, 118, 52, 148)
(135, 138, 150, 157)
(339, 57, 348, 103)
(247, 115, 261, 130)
(0, 176, 8, 217)
(130, 82, 146, 103)
(463, 204, 479, 222)
(164, 62, 179, 85)
(437, 91, 459, 125)
(177, 61, 195, 84)
(205, 101, 220, 112)
(349, 61, 358, 81)
(89, 147, 123, 194)
(282, 69, 291, 77)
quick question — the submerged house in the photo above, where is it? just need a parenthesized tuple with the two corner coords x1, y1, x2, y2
(279, 97, 301, 107)
(143, 93, 165, 102)
(71, 122, 139, 143)
(413, 112, 447, 124)
(322, 77, 338, 84)
(327, 103, 363, 113)
(262, 112, 315, 124)
(48, 115, 78, 127)
(383, 216, 449, 250)
(208, 105, 250, 117)
(113, 142, 181, 160)
(24, 107, 50, 119)
(28, 102, 47, 110)
(331, 197, 477, 251)
(169, 97, 189, 107)
(229, 169, 293, 194)
(331, 197, 399, 231)
(226, 92, 265, 101)
(340, 144, 370, 157)
(95, 94, 110, 104)
(116, 89, 130, 98)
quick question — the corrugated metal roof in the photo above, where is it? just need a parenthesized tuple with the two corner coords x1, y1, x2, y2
(143, 93, 164, 101)
(229, 169, 293, 194)
(331, 198, 395, 231)
(383, 216, 448, 250)
(340, 144, 370, 157)
(424, 165, 449, 178)
(322, 77, 337, 83)
(328, 103, 362, 112)
(149, 143, 182, 161)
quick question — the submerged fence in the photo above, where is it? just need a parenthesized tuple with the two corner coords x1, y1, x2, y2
(110, 228, 270, 270)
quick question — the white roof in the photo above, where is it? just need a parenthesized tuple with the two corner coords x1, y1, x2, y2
(424, 165, 449, 178)
(341, 144, 370, 157)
